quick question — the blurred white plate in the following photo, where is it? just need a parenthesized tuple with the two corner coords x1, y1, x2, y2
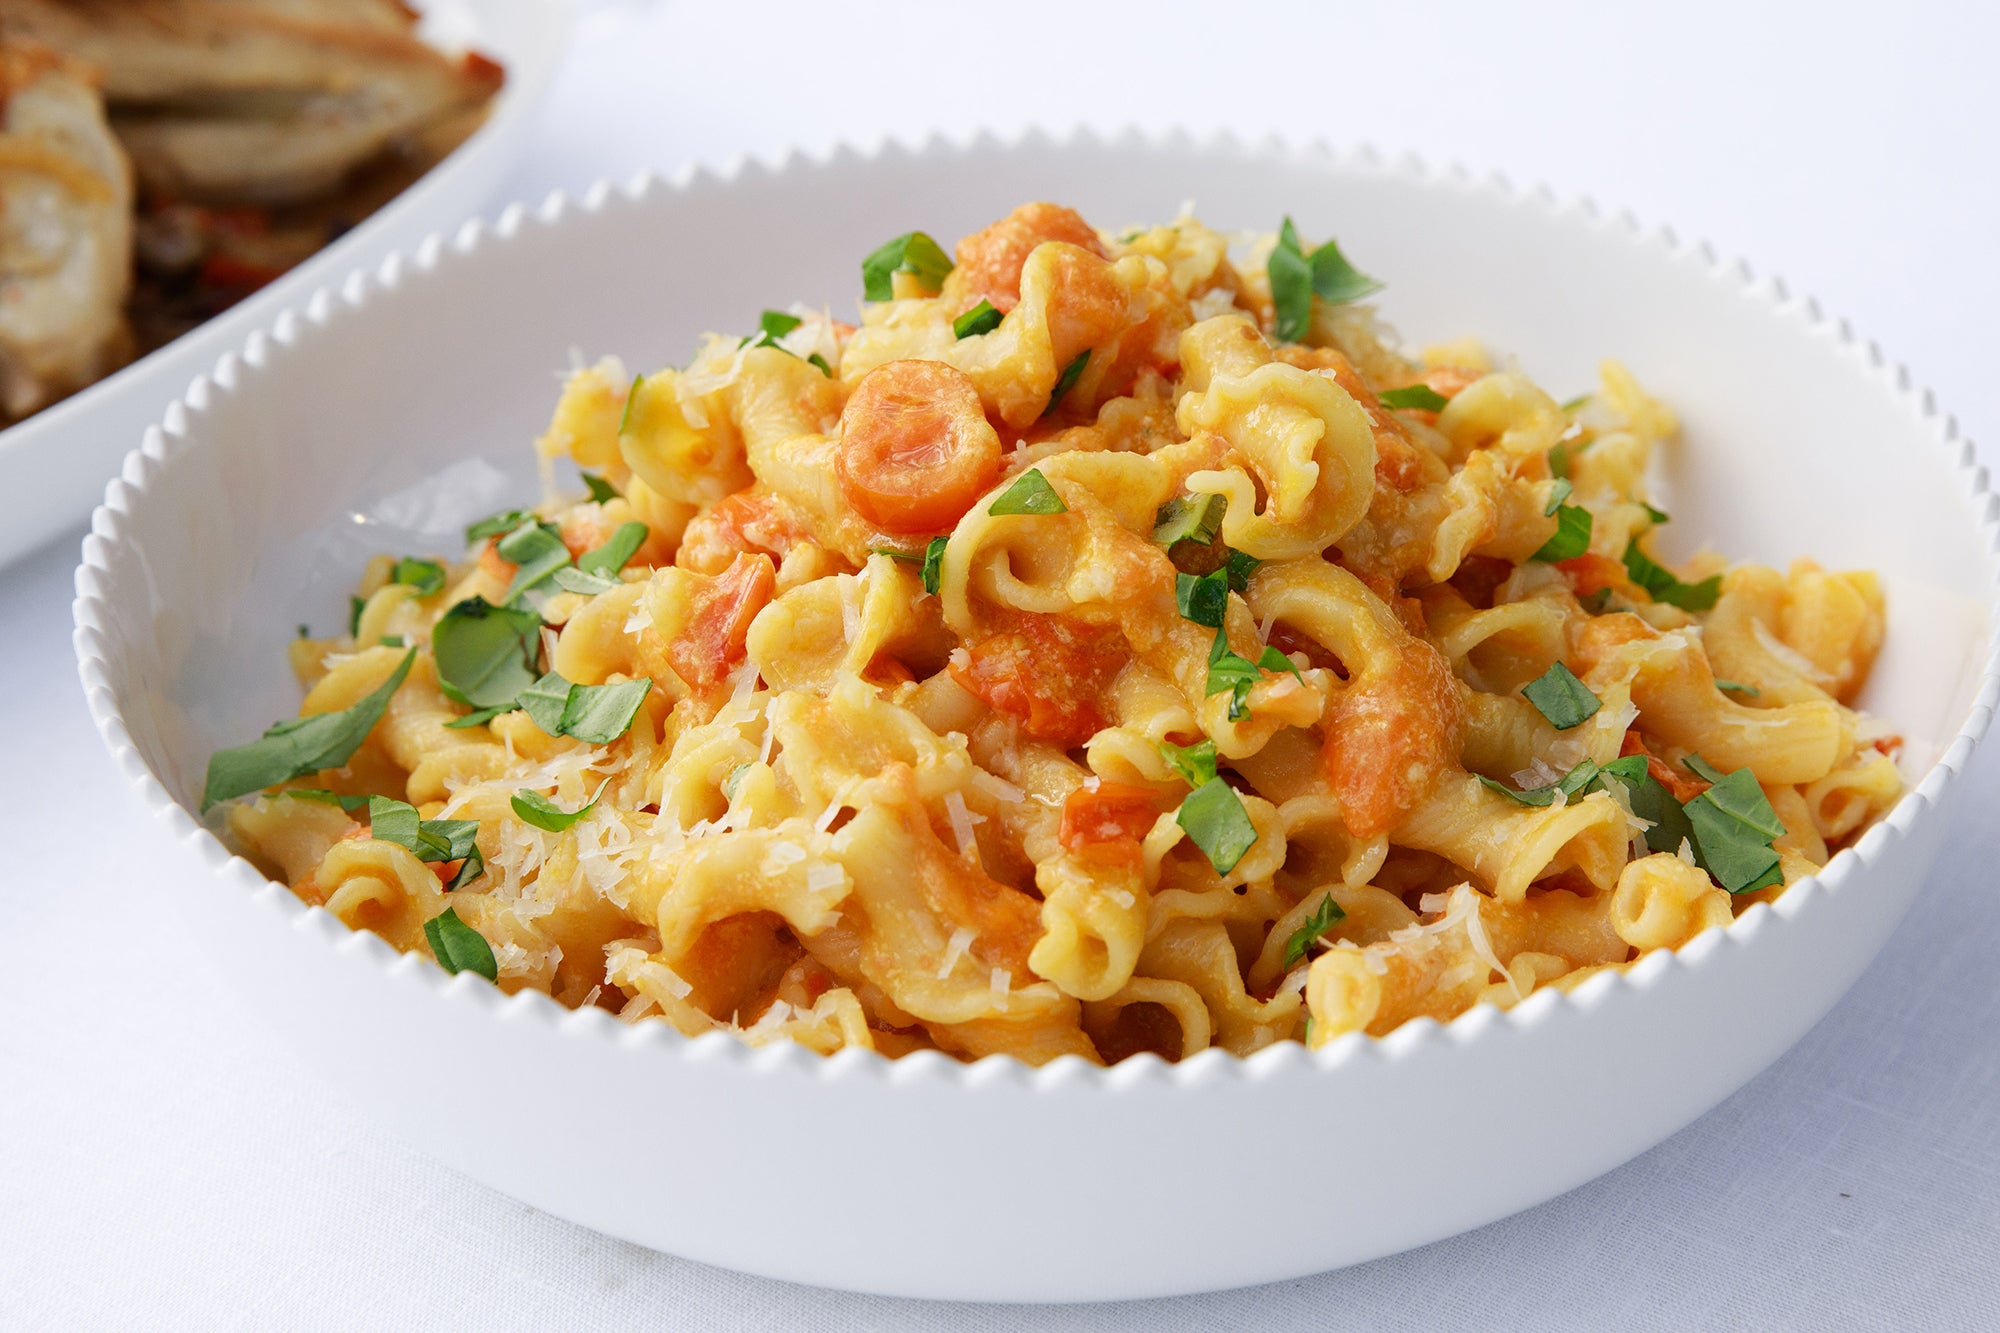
(74, 132, 2000, 1301)
(0, 0, 569, 570)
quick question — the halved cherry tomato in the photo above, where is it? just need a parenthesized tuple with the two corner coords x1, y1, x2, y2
(667, 552, 776, 688)
(949, 614, 1124, 747)
(1058, 781, 1159, 868)
(676, 489, 808, 574)
(836, 360, 1002, 533)
(478, 538, 516, 585)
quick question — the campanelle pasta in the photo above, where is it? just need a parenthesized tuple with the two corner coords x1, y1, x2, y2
(207, 203, 1903, 1064)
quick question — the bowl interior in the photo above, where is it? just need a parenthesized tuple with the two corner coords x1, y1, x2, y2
(100, 138, 1996, 832)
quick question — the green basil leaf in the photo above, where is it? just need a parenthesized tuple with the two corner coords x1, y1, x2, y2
(511, 787, 600, 832)
(1714, 678, 1760, 697)
(1622, 540, 1721, 612)
(1158, 737, 1218, 788)
(1544, 478, 1574, 517)
(1522, 662, 1602, 730)
(871, 546, 923, 564)
(1560, 393, 1592, 413)
(497, 520, 572, 602)
(575, 520, 649, 578)
(988, 468, 1067, 516)
(465, 509, 532, 544)
(283, 788, 372, 813)
(348, 595, 365, 637)
(1268, 217, 1314, 343)
(1533, 504, 1593, 563)
(1045, 350, 1090, 415)
(758, 309, 802, 342)
(1224, 548, 1261, 593)
(1377, 384, 1449, 412)
(1152, 493, 1227, 548)
(1309, 236, 1383, 305)
(1547, 441, 1572, 480)
(1641, 501, 1670, 525)
(1175, 569, 1229, 629)
(366, 795, 421, 851)
(1257, 645, 1303, 680)
(1205, 629, 1263, 721)
(444, 843, 486, 891)
(922, 535, 947, 597)
(443, 705, 510, 731)
(552, 567, 622, 596)
(559, 678, 653, 745)
(861, 230, 952, 301)
(392, 557, 446, 596)
(618, 373, 645, 436)
(953, 299, 1003, 339)
(722, 763, 751, 802)
(1177, 777, 1259, 875)
(1478, 758, 1603, 808)
(1685, 765, 1786, 892)
(1682, 754, 1727, 787)
(201, 648, 416, 811)
(432, 597, 542, 709)
(1596, 755, 1695, 856)
(519, 671, 575, 737)
(424, 907, 497, 981)
(377, 635, 403, 648)
(806, 352, 833, 377)
(1283, 892, 1347, 969)
(581, 471, 621, 504)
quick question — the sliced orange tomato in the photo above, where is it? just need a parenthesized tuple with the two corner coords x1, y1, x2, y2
(1058, 782, 1159, 868)
(835, 360, 1002, 533)
(666, 552, 776, 688)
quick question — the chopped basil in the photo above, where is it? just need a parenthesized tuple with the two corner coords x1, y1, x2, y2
(1257, 645, 1303, 681)
(758, 309, 802, 342)
(348, 595, 365, 637)
(511, 787, 600, 832)
(1534, 503, 1593, 563)
(283, 788, 372, 813)
(443, 705, 509, 731)
(1560, 393, 1593, 413)
(1547, 441, 1572, 480)
(1176, 569, 1229, 629)
(988, 468, 1066, 516)
(424, 907, 497, 980)
(861, 230, 952, 301)
(1205, 629, 1274, 721)
(518, 671, 576, 736)
(296, 623, 309, 639)
(1283, 892, 1347, 969)
(1158, 737, 1218, 787)
(953, 299, 1003, 339)
(1177, 777, 1258, 875)
(1683, 761, 1786, 893)
(870, 546, 923, 564)
(379, 635, 405, 648)
(392, 557, 446, 596)
(1522, 662, 1602, 730)
(1578, 588, 1614, 615)
(465, 509, 532, 544)
(1224, 548, 1261, 593)
(722, 763, 751, 802)
(1152, 493, 1227, 549)
(517, 670, 653, 745)
(1641, 501, 1670, 525)
(1479, 758, 1603, 808)
(921, 535, 947, 596)
(1269, 216, 1383, 343)
(1715, 678, 1760, 697)
(618, 373, 644, 435)
(1683, 754, 1728, 786)
(1046, 351, 1090, 414)
(1544, 478, 1574, 517)
(1596, 755, 1695, 856)
(574, 520, 648, 579)
(551, 567, 621, 596)
(201, 649, 415, 811)
(496, 519, 572, 602)
(431, 597, 541, 709)
(1377, 384, 1449, 412)
(581, 471, 621, 504)
(1622, 540, 1721, 612)
(807, 352, 833, 377)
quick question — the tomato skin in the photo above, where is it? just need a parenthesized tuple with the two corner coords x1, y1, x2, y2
(1620, 730, 1708, 803)
(1058, 782, 1159, 868)
(954, 202, 1108, 314)
(676, 490, 807, 574)
(1559, 552, 1627, 599)
(1319, 640, 1461, 839)
(949, 614, 1124, 747)
(666, 553, 776, 688)
(835, 360, 1002, 533)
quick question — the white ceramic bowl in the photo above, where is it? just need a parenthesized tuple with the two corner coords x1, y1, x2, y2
(72, 132, 2000, 1303)
(0, 0, 569, 570)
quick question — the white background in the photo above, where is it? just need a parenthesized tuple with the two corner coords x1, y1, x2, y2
(6, 1, 1998, 1326)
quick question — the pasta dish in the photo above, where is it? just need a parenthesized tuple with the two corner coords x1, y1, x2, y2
(204, 203, 1904, 1064)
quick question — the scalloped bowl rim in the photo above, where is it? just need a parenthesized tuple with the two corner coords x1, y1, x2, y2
(70, 125, 2000, 1101)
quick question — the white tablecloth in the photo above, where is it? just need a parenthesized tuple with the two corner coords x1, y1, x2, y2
(7, 2, 1998, 1326)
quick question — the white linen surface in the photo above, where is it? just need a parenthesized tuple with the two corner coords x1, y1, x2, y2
(6, 2, 1997, 1326)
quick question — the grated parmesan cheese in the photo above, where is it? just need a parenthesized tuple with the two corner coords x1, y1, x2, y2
(989, 967, 1011, 1010)
(760, 840, 807, 876)
(624, 604, 653, 636)
(805, 862, 845, 896)
(937, 926, 976, 980)
(943, 791, 982, 861)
